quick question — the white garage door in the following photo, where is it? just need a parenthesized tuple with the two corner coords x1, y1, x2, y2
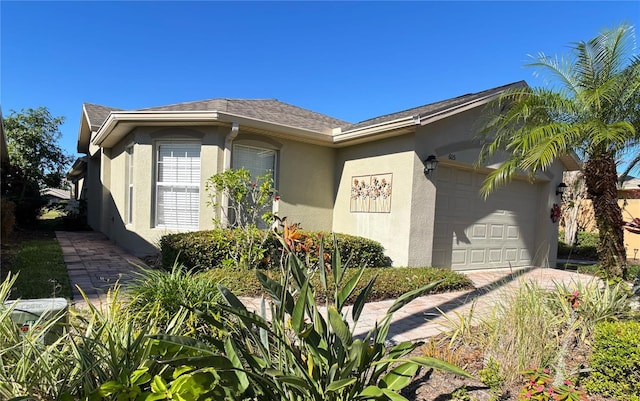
(432, 166, 539, 270)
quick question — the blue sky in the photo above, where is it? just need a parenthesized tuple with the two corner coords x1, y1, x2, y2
(2, 1, 639, 168)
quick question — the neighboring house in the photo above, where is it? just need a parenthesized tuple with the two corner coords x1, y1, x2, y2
(619, 176, 640, 260)
(67, 81, 579, 270)
(40, 187, 71, 206)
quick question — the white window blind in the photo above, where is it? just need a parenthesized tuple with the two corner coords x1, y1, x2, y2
(156, 143, 201, 229)
(232, 144, 276, 182)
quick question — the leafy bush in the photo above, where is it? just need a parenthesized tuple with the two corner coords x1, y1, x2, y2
(558, 230, 599, 260)
(1, 198, 15, 243)
(160, 229, 392, 270)
(585, 320, 640, 400)
(205, 265, 473, 302)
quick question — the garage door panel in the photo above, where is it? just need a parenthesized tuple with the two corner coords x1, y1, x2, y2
(471, 224, 487, 239)
(507, 225, 520, 239)
(433, 166, 538, 270)
(451, 249, 467, 264)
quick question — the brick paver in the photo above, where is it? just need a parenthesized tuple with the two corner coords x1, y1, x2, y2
(56, 231, 601, 342)
(55, 231, 145, 306)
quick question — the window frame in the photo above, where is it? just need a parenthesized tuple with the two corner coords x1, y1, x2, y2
(154, 141, 202, 230)
(231, 143, 278, 187)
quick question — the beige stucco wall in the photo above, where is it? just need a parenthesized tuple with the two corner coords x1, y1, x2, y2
(267, 137, 335, 231)
(619, 196, 640, 260)
(86, 153, 102, 231)
(96, 126, 336, 256)
(334, 134, 415, 266)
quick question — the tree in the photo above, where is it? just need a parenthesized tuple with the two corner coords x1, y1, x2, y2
(4, 107, 72, 198)
(478, 24, 640, 279)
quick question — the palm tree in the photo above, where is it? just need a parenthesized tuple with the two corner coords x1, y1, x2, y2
(478, 24, 640, 278)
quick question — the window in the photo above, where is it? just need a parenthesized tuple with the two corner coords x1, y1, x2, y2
(126, 145, 134, 224)
(232, 144, 277, 183)
(231, 144, 277, 228)
(155, 143, 201, 229)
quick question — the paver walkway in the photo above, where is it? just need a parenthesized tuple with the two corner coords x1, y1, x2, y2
(56, 231, 600, 342)
(56, 231, 147, 305)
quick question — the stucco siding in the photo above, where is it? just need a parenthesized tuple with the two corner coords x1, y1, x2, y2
(620, 197, 640, 259)
(276, 139, 335, 231)
(334, 135, 415, 266)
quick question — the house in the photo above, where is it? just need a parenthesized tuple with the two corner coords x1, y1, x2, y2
(67, 81, 580, 270)
(40, 187, 71, 207)
(619, 176, 640, 260)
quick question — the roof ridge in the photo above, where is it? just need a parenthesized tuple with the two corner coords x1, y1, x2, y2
(137, 97, 280, 111)
(352, 81, 525, 125)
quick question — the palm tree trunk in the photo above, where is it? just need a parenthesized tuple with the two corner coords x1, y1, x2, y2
(584, 154, 628, 278)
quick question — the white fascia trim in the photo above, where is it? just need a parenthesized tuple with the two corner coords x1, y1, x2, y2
(334, 116, 419, 143)
(92, 111, 220, 146)
(334, 93, 503, 143)
(91, 110, 334, 147)
(215, 111, 334, 143)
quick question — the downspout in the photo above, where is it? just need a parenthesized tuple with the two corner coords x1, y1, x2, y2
(221, 122, 239, 226)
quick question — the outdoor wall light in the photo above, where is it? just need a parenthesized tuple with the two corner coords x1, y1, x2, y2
(556, 182, 568, 196)
(423, 155, 439, 178)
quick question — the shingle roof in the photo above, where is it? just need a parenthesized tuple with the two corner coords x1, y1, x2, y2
(620, 176, 640, 189)
(140, 98, 350, 132)
(343, 81, 527, 131)
(84, 103, 122, 130)
(82, 81, 524, 134)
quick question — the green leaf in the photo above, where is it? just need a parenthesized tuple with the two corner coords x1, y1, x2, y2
(328, 306, 352, 346)
(318, 235, 328, 290)
(268, 372, 312, 392)
(379, 362, 419, 391)
(387, 342, 420, 359)
(217, 284, 247, 310)
(256, 270, 294, 313)
(151, 375, 168, 393)
(409, 356, 474, 378)
(131, 367, 151, 386)
(386, 280, 442, 315)
(358, 385, 384, 398)
(224, 337, 250, 393)
(352, 274, 377, 323)
(331, 234, 345, 285)
(380, 388, 410, 401)
(291, 279, 309, 333)
(98, 381, 123, 396)
(216, 303, 272, 331)
(326, 377, 357, 392)
(337, 266, 365, 310)
(163, 355, 235, 370)
(150, 334, 217, 355)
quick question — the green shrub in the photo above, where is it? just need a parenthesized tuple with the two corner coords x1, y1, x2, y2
(205, 266, 473, 302)
(1, 198, 15, 243)
(585, 320, 640, 400)
(160, 229, 392, 270)
(557, 231, 599, 260)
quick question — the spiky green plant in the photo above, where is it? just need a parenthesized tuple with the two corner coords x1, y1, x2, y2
(0, 273, 72, 400)
(157, 234, 472, 400)
(125, 261, 223, 340)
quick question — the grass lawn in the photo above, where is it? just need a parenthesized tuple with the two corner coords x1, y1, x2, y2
(7, 237, 72, 299)
(1, 209, 72, 300)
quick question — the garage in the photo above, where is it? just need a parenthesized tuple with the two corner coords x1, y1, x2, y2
(432, 165, 539, 270)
